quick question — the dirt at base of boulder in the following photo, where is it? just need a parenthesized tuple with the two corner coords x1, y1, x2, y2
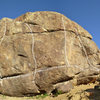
(0, 82, 100, 100)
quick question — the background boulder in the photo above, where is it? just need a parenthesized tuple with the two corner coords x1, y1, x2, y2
(0, 11, 100, 96)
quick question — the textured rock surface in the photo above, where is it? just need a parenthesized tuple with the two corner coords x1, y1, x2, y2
(0, 11, 100, 96)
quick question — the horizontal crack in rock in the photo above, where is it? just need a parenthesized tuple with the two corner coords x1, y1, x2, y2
(0, 65, 67, 80)
(24, 22, 38, 25)
(2, 29, 92, 40)
(0, 73, 23, 79)
(18, 54, 28, 58)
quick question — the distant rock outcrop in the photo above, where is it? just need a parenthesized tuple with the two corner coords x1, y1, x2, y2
(0, 11, 100, 96)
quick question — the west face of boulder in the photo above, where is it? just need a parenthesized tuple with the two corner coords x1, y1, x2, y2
(0, 11, 100, 96)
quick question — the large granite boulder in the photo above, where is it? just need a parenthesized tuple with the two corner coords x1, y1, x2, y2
(0, 11, 100, 96)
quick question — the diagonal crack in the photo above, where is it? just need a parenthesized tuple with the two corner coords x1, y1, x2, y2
(0, 73, 23, 79)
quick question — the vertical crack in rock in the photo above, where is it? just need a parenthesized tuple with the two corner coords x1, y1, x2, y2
(74, 28, 100, 72)
(0, 20, 6, 45)
(62, 17, 70, 67)
(25, 23, 37, 82)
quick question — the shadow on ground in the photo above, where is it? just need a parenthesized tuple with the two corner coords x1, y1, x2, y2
(86, 86, 100, 100)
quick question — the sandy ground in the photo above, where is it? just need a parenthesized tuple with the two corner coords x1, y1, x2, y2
(0, 83, 100, 100)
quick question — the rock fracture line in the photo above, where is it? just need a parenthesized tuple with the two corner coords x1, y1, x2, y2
(25, 23, 37, 82)
(62, 17, 70, 67)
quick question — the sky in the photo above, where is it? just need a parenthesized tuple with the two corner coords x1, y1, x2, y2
(0, 0, 100, 48)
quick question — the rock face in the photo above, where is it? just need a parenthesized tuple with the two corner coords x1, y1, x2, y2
(0, 11, 100, 96)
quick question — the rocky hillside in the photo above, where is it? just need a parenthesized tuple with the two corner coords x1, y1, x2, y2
(0, 11, 100, 97)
